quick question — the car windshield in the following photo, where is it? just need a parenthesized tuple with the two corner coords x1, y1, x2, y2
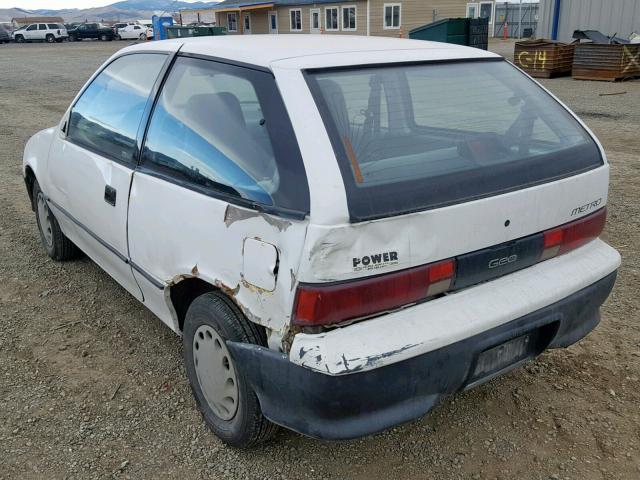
(307, 59, 602, 221)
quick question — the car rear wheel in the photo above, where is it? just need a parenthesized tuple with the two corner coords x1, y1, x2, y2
(15, 34, 24, 43)
(33, 180, 79, 261)
(183, 291, 278, 448)
(45, 34, 55, 43)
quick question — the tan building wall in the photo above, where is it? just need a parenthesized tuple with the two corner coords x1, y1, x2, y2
(369, 0, 467, 37)
(212, 0, 470, 37)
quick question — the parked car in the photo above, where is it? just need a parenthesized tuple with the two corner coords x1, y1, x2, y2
(68, 23, 114, 41)
(11, 23, 68, 43)
(117, 24, 152, 40)
(0, 25, 10, 44)
(22, 36, 620, 448)
(112, 22, 137, 35)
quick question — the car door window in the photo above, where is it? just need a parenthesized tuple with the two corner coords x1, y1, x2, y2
(26, 24, 37, 31)
(67, 53, 167, 163)
(141, 56, 310, 213)
(39, 24, 47, 30)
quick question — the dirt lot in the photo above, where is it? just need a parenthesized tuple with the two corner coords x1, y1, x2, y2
(1, 39, 639, 480)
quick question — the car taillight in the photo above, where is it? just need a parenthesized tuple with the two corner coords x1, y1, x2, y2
(292, 259, 455, 327)
(541, 207, 606, 260)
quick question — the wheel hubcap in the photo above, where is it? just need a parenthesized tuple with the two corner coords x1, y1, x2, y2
(193, 326, 239, 420)
(36, 193, 53, 248)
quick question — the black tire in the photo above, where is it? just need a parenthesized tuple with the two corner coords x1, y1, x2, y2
(100, 33, 108, 41)
(45, 34, 55, 43)
(69, 35, 77, 42)
(139, 33, 146, 40)
(183, 291, 278, 448)
(116, 34, 122, 40)
(33, 180, 79, 261)
(15, 34, 24, 43)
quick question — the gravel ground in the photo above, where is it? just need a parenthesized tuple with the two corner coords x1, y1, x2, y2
(1, 39, 639, 480)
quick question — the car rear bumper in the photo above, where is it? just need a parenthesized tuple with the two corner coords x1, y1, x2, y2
(228, 269, 617, 440)
(289, 239, 620, 375)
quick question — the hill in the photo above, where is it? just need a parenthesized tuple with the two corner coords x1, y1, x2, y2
(0, 1, 218, 23)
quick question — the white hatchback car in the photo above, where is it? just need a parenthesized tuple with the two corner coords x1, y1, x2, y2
(117, 24, 152, 41)
(23, 36, 620, 447)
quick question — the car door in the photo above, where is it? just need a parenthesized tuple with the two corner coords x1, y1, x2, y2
(46, 53, 169, 300)
(127, 56, 311, 332)
(24, 24, 37, 40)
(37, 23, 48, 40)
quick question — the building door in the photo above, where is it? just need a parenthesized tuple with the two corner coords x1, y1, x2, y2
(269, 11, 278, 33)
(310, 8, 320, 33)
(243, 13, 251, 34)
(466, 3, 478, 18)
(479, 1, 494, 36)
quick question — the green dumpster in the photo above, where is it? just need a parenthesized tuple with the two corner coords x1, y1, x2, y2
(409, 18, 488, 50)
(166, 25, 226, 39)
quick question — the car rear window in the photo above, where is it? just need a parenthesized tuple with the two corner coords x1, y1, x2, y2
(306, 59, 602, 221)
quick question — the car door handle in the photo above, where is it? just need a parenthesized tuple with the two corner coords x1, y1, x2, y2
(104, 185, 117, 206)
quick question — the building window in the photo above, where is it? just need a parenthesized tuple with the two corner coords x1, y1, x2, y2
(342, 5, 357, 31)
(325, 7, 339, 31)
(290, 9, 302, 31)
(227, 13, 238, 32)
(383, 4, 401, 29)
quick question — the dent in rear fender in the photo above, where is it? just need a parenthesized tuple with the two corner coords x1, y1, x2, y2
(127, 174, 309, 341)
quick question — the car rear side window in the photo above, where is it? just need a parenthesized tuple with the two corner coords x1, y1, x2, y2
(141, 56, 310, 215)
(307, 59, 602, 221)
(67, 53, 167, 163)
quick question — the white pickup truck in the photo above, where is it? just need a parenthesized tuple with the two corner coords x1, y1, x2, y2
(23, 36, 620, 447)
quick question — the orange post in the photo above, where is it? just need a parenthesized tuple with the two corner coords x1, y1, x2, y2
(503, 22, 508, 40)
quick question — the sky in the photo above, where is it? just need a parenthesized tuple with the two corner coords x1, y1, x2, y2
(0, 0, 203, 9)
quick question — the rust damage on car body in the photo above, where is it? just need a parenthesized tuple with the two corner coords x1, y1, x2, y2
(223, 204, 292, 232)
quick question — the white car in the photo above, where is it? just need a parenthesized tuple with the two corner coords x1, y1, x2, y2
(22, 36, 620, 447)
(12, 22, 68, 43)
(117, 24, 152, 40)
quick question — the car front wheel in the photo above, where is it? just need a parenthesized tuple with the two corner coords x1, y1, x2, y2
(15, 34, 24, 43)
(139, 33, 146, 40)
(183, 291, 277, 448)
(33, 180, 79, 261)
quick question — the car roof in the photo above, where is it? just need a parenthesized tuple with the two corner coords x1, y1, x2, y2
(122, 35, 500, 69)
